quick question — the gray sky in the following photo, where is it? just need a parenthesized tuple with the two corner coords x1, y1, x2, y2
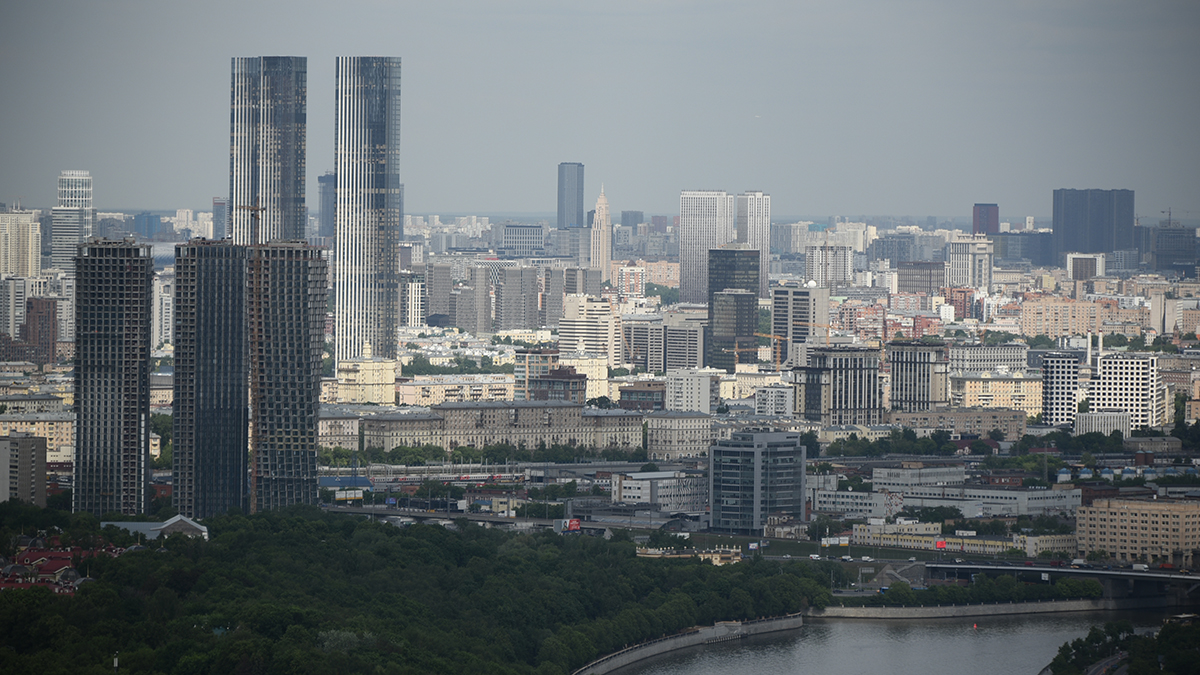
(2, 0, 1198, 220)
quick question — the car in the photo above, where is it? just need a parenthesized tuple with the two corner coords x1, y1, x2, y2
(954, 558, 964, 563)
(908, 557, 917, 562)
(809, 554, 822, 560)
(1180, 569, 1191, 575)
(783, 554, 791, 559)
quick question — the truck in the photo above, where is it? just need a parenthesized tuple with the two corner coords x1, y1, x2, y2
(1132, 563, 1149, 571)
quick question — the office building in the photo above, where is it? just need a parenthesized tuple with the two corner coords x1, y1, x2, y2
(887, 341, 949, 412)
(620, 211, 643, 229)
(558, 295, 622, 367)
(1052, 189, 1135, 258)
(557, 162, 585, 229)
(0, 277, 45, 338)
(1066, 253, 1106, 281)
(1077, 498, 1200, 565)
(527, 367, 588, 405)
(172, 240, 249, 519)
(771, 283, 830, 367)
(679, 190, 735, 304)
(398, 270, 425, 327)
(51, 170, 95, 273)
(973, 203, 999, 235)
(950, 371, 1042, 418)
(74, 239, 153, 516)
(211, 197, 229, 240)
(423, 263, 453, 320)
(495, 266, 538, 331)
(710, 430, 806, 535)
(735, 191, 770, 298)
(800, 346, 883, 426)
(946, 234, 994, 293)
(452, 267, 492, 336)
(1041, 352, 1080, 427)
(896, 261, 946, 297)
(707, 245, 760, 307)
(707, 289, 757, 373)
(317, 172, 336, 238)
(333, 56, 403, 364)
(500, 223, 546, 257)
(229, 57, 307, 244)
(247, 243, 327, 513)
(0, 210, 41, 279)
(1075, 409, 1132, 438)
(804, 244, 853, 287)
(1091, 355, 1167, 431)
(590, 187, 612, 282)
(949, 342, 1029, 375)
(0, 433, 47, 507)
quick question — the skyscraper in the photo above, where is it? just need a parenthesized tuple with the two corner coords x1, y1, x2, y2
(317, 172, 337, 238)
(211, 198, 229, 240)
(803, 244, 852, 287)
(620, 211, 643, 229)
(51, 170, 95, 273)
(1052, 189, 1135, 259)
(248, 242, 327, 513)
(590, 187, 612, 282)
(172, 240, 249, 519)
(557, 162, 585, 229)
(735, 191, 770, 298)
(334, 56, 403, 365)
(679, 190, 735, 304)
(800, 346, 883, 426)
(229, 56, 307, 245)
(74, 239, 153, 516)
(946, 234, 994, 293)
(887, 341, 949, 412)
(0, 209, 41, 279)
(771, 282, 830, 367)
(710, 430, 806, 535)
(972, 203, 999, 235)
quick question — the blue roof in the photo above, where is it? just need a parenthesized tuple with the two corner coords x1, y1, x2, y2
(318, 476, 373, 489)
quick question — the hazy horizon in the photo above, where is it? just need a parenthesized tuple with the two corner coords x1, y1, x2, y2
(2, 1, 1197, 219)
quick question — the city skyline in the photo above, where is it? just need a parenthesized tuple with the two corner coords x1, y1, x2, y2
(1, 2, 1197, 217)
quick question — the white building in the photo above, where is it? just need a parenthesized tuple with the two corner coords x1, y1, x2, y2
(1074, 409, 1132, 438)
(948, 342, 1029, 375)
(804, 245, 852, 287)
(755, 384, 794, 416)
(558, 295, 622, 367)
(735, 191, 770, 298)
(679, 190, 735, 304)
(0, 211, 41, 279)
(871, 463, 965, 491)
(946, 234, 994, 293)
(898, 485, 1081, 517)
(665, 368, 724, 414)
(1041, 352, 1080, 427)
(51, 170, 95, 273)
(590, 187, 612, 283)
(152, 270, 174, 348)
(1091, 354, 1167, 431)
(611, 471, 707, 513)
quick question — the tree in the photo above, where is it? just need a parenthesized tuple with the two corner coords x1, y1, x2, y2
(988, 429, 1005, 442)
(1078, 399, 1091, 413)
(969, 440, 993, 455)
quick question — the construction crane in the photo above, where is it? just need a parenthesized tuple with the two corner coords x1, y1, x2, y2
(236, 199, 265, 243)
(794, 322, 833, 346)
(754, 332, 788, 369)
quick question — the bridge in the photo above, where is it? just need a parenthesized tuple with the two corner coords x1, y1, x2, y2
(926, 561, 1200, 600)
(323, 505, 611, 532)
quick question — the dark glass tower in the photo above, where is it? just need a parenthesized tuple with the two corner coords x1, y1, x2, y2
(74, 239, 153, 516)
(972, 203, 999, 235)
(334, 56, 402, 364)
(710, 430, 806, 535)
(317, 172, 336, 238)
(1052, 189, 1134, 258)
(229, 56, 307, 245)
(173, 240, 249, 519)
(248, 242, 327, 513)
(557, 162, 585, 229)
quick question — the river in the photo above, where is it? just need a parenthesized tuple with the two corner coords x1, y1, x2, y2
(612, 611, 1171, 675)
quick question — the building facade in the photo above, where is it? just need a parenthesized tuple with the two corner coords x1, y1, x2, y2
(74, 240, 153, 516)
(710, 430, 806, 535)
(333, 56, 403, 364)
(801, 346, 883, 426)
(679, 190, 735, 304)
(887, 341, 949, 412)
(1076, 498, 1199, 565)
(735, 191, 770, 298)
(946, 234, 994, 293)
(1052, 189, 1135, 259)
(772, 283, 831, 367)
(229, 57, 307, 244)
(557, 162, 585, 229)
(1041, 352, 1081, 426)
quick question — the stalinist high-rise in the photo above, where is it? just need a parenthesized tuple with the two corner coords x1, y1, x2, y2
(228, 56, 307, 244)
(333, 56, 403, 363)
(590, 186, 612, 283)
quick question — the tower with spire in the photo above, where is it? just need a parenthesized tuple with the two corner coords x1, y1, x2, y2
(590, 185, 612, 283)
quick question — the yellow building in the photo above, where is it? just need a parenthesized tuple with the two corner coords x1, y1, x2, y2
(950, 371, 1043, 417)
(1018, 298, 1098, 338)
(395, 374, 515, 406)
(0, 412, 74, 463)
(336, 343, 398, 404)
(1076, 498, 1200, 566)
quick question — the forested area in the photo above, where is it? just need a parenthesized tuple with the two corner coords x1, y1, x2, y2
(841, 575, 1103, 608)
(0, 503, 837, 675)
(1050, 619, 1200, 675)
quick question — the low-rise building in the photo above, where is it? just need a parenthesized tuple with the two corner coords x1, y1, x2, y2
(646, 410, 711, 461)
(1076, 497, 1200, 565)
(395, 374, 515, 406)
(886, 406, 1026, 441)
(871, 462, 965, 491)
(949, 370, 1042, 417)
(0, 412, 73, 463)
(1074, 409, 1131, 438)
(611, 470, 706, 513)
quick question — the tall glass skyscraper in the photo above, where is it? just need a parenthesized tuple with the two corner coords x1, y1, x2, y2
(51, 170, 94, 273)
(333, 56, 403, 364)
(557, 162, 584, 229)
(679, 190, 735, 305)
(1051, 189, 1134, 259)
(229, 56, 307, 245)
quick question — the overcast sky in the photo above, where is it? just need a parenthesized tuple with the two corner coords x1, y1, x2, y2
(2, 0, 1198, 220)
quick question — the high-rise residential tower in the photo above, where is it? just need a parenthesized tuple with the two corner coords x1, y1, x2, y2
(679, 190, 735, 305)
(590, 187, 612, 282)
(317, 172, 337, 238)
(1052, 189, 1135, 259)
(557, 162, 585, 229)
(74, 239, 153, 516)
(771, 282, 830, 367)
(334, 56, 403, 365)
(172, 240, 249, 519)
(887, 340, 950, 412)
(211, 198, 229, 240)
(229, 56, 307, 245)
(1041, 352, 1080, 427)
(800, 346, 883, 426)
(248, 242, 327, 513)
(51, 170, 95, 273)
(735, 191, 770, 298)
(0, 209, 42, 279)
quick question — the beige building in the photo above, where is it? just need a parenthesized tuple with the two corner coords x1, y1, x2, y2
(886, 407, 1026, 441)
(361, 401, 643, 455)
(0, 412, 73, 463)
(336, 343, 398, 404)
(950, 370, 1042, 417)
(513, 349, 559, 401)
(318, 412, 361, 450)
(646, 410, 711, 460)
(1018, 298, 1099, 338)
(396, 374, 515, 406)
(559, 352, 608, 400)
(558, 295, 622, 367)
(1076, 497, 1200, 565)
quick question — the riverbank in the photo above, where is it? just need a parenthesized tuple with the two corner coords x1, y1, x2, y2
(806, 596, 1184, 620)
(570, 614, 805, 675)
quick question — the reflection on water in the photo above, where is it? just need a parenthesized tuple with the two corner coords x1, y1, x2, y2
(615, 611, 1171, 675)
